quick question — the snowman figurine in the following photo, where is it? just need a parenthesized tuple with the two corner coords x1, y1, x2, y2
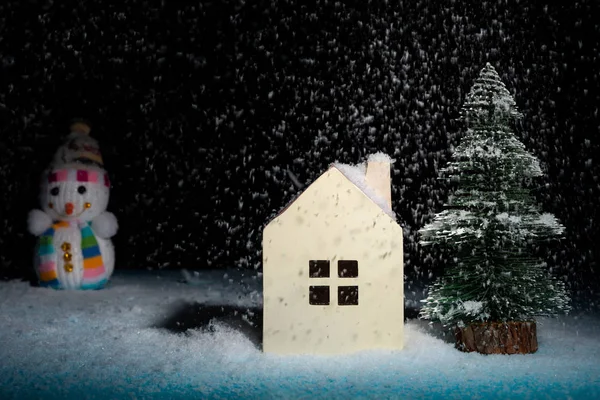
(27, 121, 118, 289)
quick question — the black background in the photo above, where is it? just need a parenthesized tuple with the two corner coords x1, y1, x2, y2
(1, 0, 598, 307)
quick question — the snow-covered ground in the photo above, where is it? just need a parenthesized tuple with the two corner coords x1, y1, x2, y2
(1, 269, 599, 399)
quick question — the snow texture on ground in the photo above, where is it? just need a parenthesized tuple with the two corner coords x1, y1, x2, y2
(1, 269, 599, 399)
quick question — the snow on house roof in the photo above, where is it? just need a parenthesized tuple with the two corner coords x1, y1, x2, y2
(366, 152, 395, 164)
(332, 152, 396, 220)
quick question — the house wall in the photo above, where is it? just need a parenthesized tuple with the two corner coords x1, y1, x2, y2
(263, 168, 404, 355)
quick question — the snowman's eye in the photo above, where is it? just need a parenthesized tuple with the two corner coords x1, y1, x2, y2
(50, 187, 59, 196)
(77, 186, 87, 194)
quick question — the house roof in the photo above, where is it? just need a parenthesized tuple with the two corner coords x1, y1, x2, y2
(268, 155, 397, 224)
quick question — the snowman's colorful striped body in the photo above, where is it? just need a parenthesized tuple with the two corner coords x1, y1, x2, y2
(35, 221, 115, 290)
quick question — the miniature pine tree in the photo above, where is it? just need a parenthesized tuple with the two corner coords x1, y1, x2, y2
(419, 63, 570, 329)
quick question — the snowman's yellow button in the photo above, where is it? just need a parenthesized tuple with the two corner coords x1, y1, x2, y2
(63, 253, 72, 262)
(61, 242, 71, 252)
(64, 263, 74, 273)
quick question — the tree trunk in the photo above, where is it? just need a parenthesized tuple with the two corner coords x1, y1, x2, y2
(454, 321, 538, 354)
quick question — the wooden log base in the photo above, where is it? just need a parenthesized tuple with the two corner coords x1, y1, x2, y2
(454, 321, 538, 354)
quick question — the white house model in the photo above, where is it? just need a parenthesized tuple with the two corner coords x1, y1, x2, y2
(262, 153, 404, 355)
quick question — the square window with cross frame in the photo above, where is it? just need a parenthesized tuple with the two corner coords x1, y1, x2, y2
(308, 260, 359, 306)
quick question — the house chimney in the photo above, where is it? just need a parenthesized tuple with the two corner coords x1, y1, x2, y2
(365, 153, 393, 210)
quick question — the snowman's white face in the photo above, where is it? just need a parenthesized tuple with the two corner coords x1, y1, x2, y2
(41, 166, 110, 222)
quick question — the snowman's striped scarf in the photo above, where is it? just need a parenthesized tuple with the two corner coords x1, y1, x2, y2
(38, 221, 107, 290)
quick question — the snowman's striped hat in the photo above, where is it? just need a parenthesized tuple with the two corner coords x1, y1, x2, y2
(52, 119, 104, 169)
(47, 168, 110, 187)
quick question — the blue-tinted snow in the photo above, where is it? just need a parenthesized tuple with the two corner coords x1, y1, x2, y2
(0, 270, 598, 399)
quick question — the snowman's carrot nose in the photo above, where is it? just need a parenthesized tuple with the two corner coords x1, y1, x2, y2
(65, 203, 74, 215)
